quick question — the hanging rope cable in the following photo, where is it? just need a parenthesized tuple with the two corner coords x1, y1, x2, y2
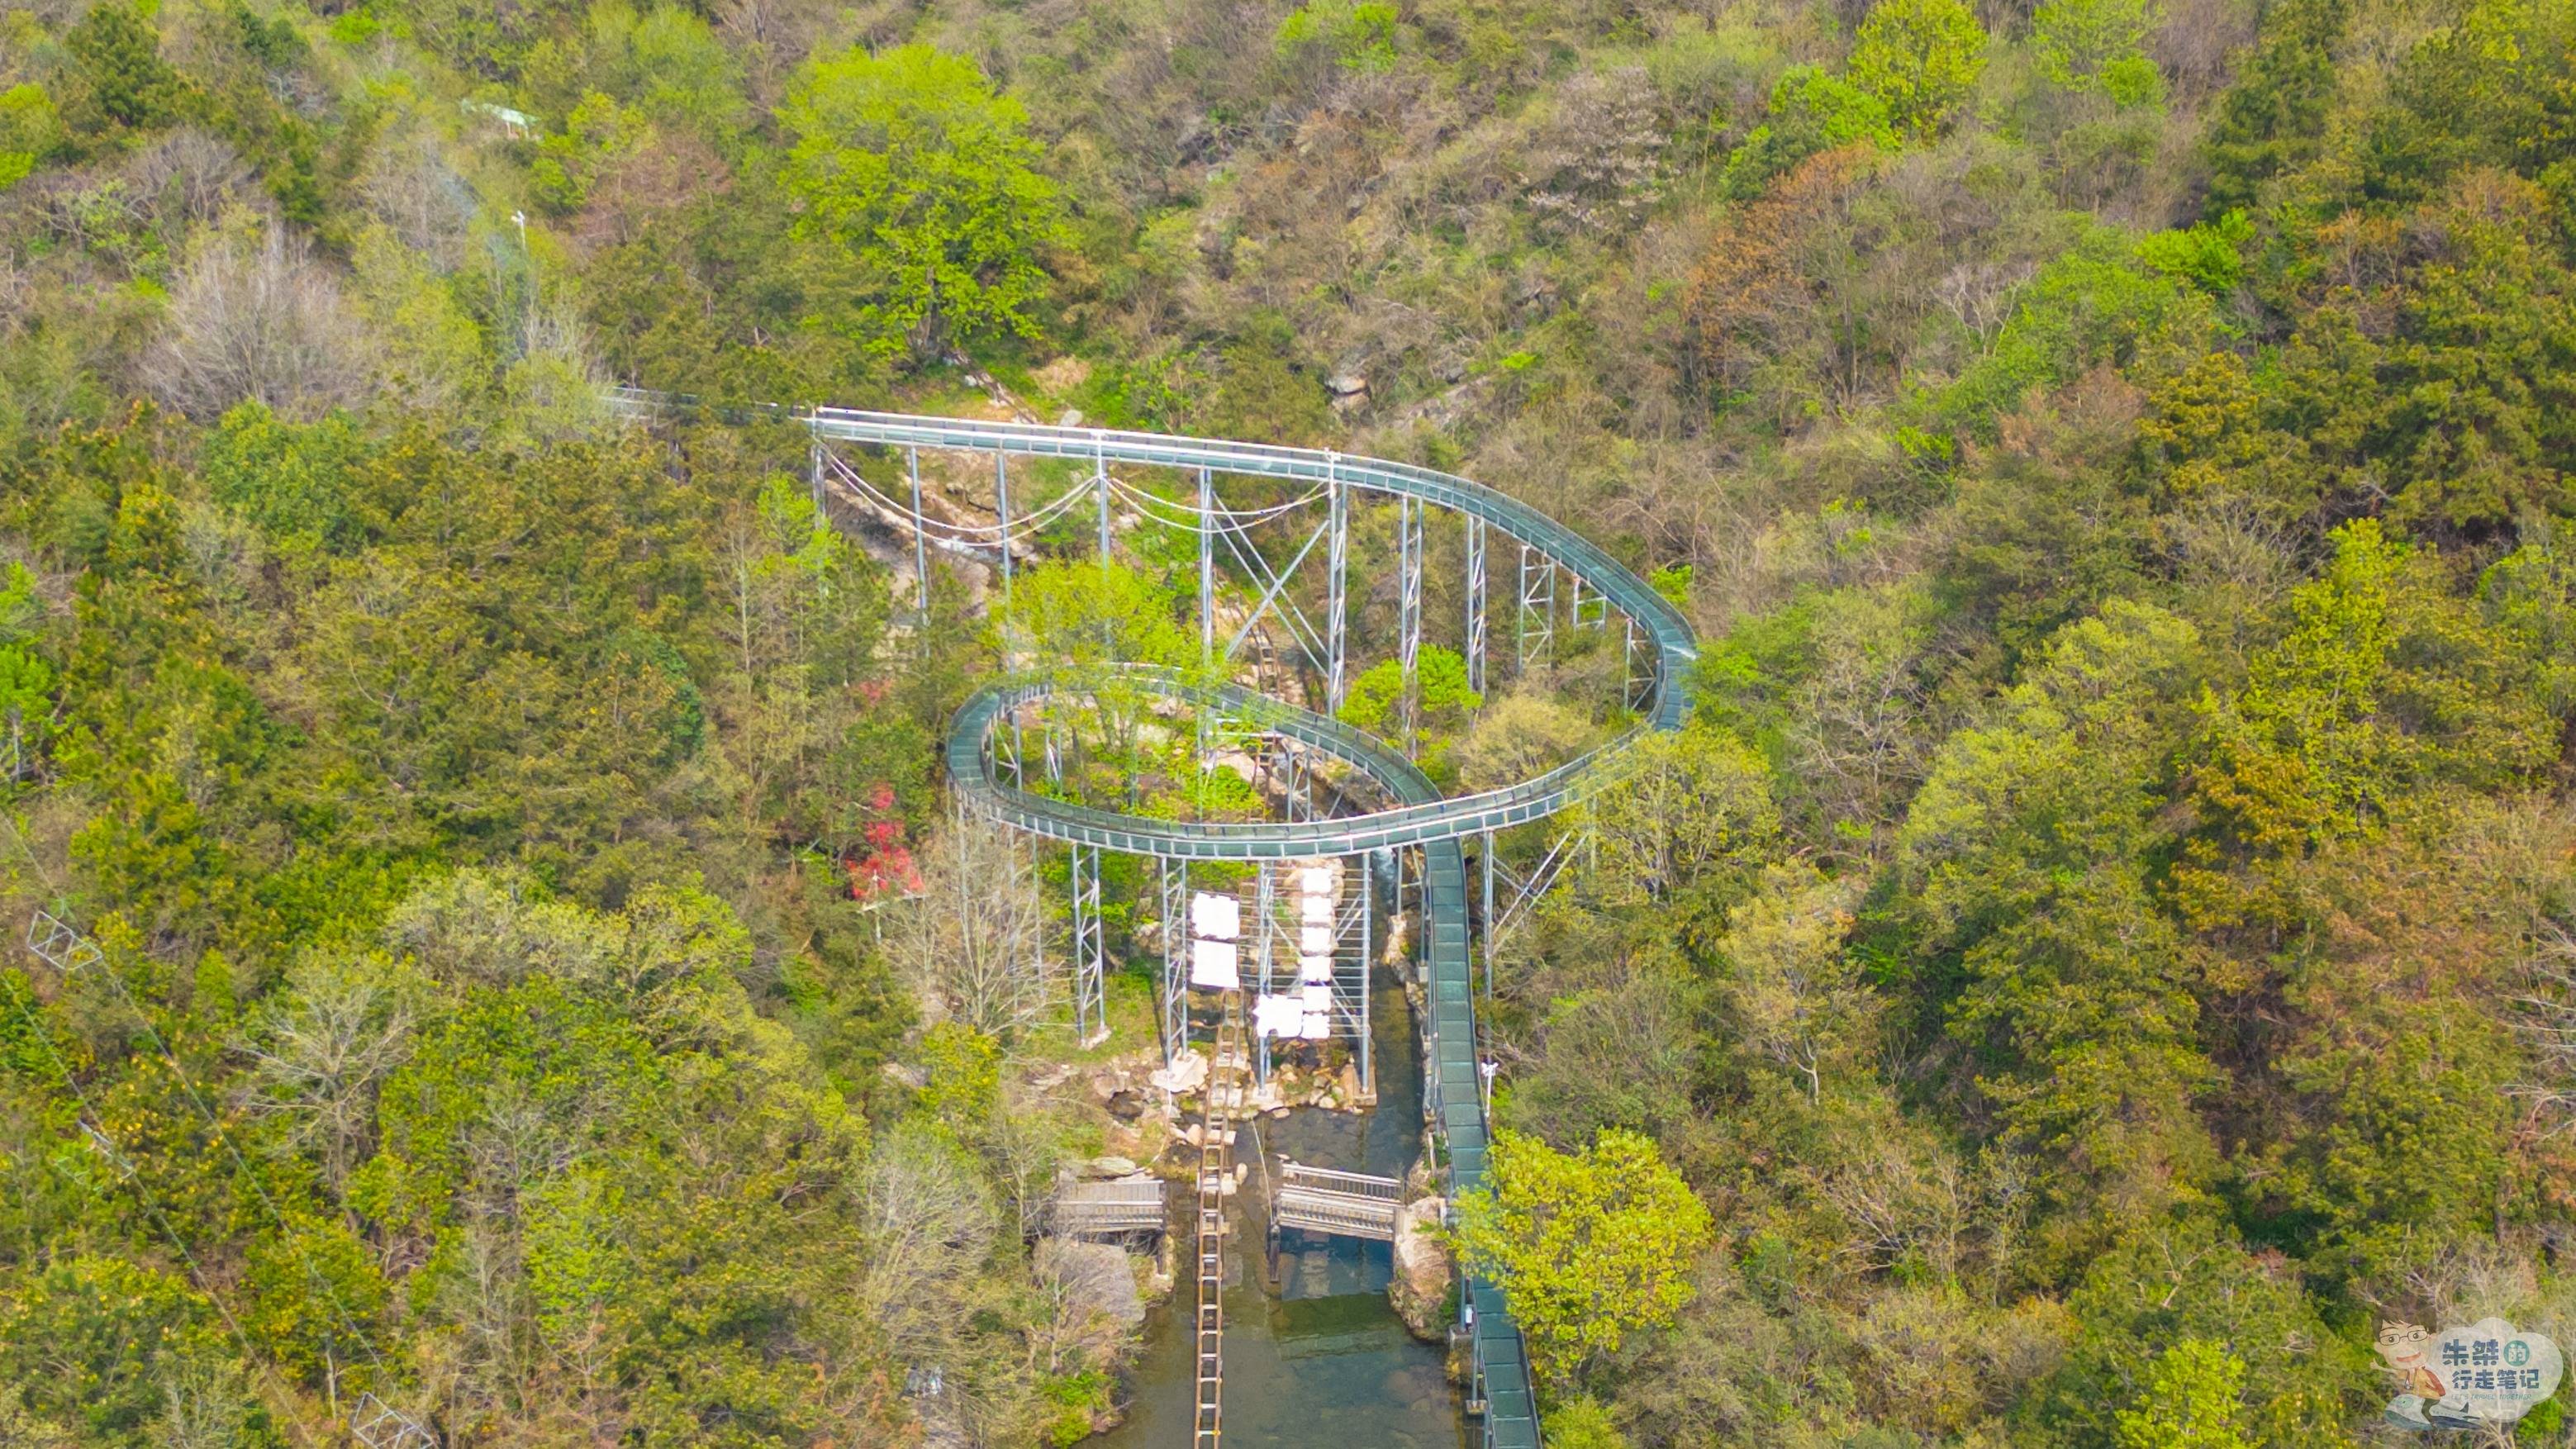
(820, 450, 1096, 546)
(1106, 474, 1328, 528)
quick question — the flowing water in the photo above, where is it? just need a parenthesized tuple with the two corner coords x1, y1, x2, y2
(1091, 982, 1466, 1448)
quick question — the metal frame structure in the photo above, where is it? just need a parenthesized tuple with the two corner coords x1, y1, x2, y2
(1158, 857, 1191, 1066)
(1071, 843, 1110, 1049)
(604, 396, 1703, 1449)
(1243, 857, 1374, 1096)
(1516, 543, 1554, 674)
(1463, 515, 1489, 700)
(1396, 494, 1424, 753)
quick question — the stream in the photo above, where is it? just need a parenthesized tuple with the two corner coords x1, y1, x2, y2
(1091, 981, 1466, 1448)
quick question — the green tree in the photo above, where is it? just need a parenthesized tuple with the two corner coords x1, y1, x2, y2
(1847, 0, 1989, 140)
(0, 1256, 233, 1443)
(2033, 0, 2165, 104)
(1452, 1128, 1714, 1390)
(64, 1, 185, 133)
(0, 83, 61, 191)
(2114, 1340, 2255, 1449)
(780, 45, 1064, 358)
(1718, 65, 1896, 197)
(2200, 0, 2346, 210)
(1900, 601, 2218, 1257)
(2179, 520, 2557, 924)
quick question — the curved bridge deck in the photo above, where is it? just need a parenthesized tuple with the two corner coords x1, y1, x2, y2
(610, 396, 1707, 1449)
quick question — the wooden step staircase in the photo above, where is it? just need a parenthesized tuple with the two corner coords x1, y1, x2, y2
(1194, 993, 1247, 1447)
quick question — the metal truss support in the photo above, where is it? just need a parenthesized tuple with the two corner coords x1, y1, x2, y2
(1095, 437, 1113, 573)
(808, 433, 825, 512)
(1568, 573, 1609, 631)
(969, 798, 1053, 1036)
(1264, 738, 1316, 824)
(1463, 516, 1488, 701)
(1352, 861, 1374, 1102)
(1252, 864, 1278, 1083)
(1217, 515, 1332, 679)
(994, 453, 1014, 606)
(1517, 543, 1554, 674)
(1488, 829, 1585, 957)
(1326, 458, 1349, 712)
(1398, 495, 1424, 755)
(1198, 466, 1218, 770)
(1071, 844, 1109, 1049)
(1197, 467, 1217, 666)
(1623, 614, 1651, 713)
(907, 447, 930, 617)
(26, 910, 101, 975)
(1159, 856, 1191, 1067)
(354, 1393, 438, 1449)
(1480, 830, 1497, 1010)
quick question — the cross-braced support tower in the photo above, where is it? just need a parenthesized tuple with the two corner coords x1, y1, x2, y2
(1463, 515, 1488, 701)
(1517, 542, 1554, 673)
(1071, 843, 1109, 1048)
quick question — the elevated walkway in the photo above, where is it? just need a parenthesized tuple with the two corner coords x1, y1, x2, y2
(1051, 1177, 1167, 1238)
(601, 398, 1707, 1449)
(1271, 1162, 1402, 1242)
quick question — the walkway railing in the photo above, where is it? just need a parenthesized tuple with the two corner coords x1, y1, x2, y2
(1272, 1161, 1403, 1242)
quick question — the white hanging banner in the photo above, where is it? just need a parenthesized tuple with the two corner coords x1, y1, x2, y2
(1191, 891, 1241, 942)
(1189, 938, 1240, 991)
(1300, 893, 1333, 925)
(1253, 993, 1302, 1040)
(1300, 953, 1335, 984)
(1300, 924, 1334, 957)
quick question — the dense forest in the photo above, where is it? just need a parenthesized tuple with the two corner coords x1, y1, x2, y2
(0, 0, 2573, 1444)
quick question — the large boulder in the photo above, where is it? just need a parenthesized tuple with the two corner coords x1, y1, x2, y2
(1037, 1237, 1144, 1328)
(1149, 1048, 1208, 1096)
(1387, 1196, 1452, 1342)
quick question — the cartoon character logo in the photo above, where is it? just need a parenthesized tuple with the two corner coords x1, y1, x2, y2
(2376, 1323, 2460, 1430)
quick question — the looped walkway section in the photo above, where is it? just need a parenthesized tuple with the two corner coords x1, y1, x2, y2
(789, 411, 1702, 1449)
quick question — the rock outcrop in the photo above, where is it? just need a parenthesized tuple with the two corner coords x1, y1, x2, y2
(1387, 1195, 1452, 1342)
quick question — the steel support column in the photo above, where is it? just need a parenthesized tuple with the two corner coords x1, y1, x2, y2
(1159, 856, 1190, 1066)
(907, 447, 929, 616)
(1198, 466, 1218, 772)
(1252, 864, 1276, 1084)
(1198, 467, 1217, 664)
(1398, 495, 1423, 755)
(994, 454, 1013, 605)
(808, 430, 825, 512)
(1464, 515, 1488, 701)
(1624, 614, 1648, 712)
(1326, 458, 1348, 712)
(1071, 843, 1108, 1048)
(1357, 859, 1374, 1101)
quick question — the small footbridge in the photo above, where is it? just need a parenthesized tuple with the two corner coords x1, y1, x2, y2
(611, 392, 1699, 1449)
(1271, 1161, 1404, 1242)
